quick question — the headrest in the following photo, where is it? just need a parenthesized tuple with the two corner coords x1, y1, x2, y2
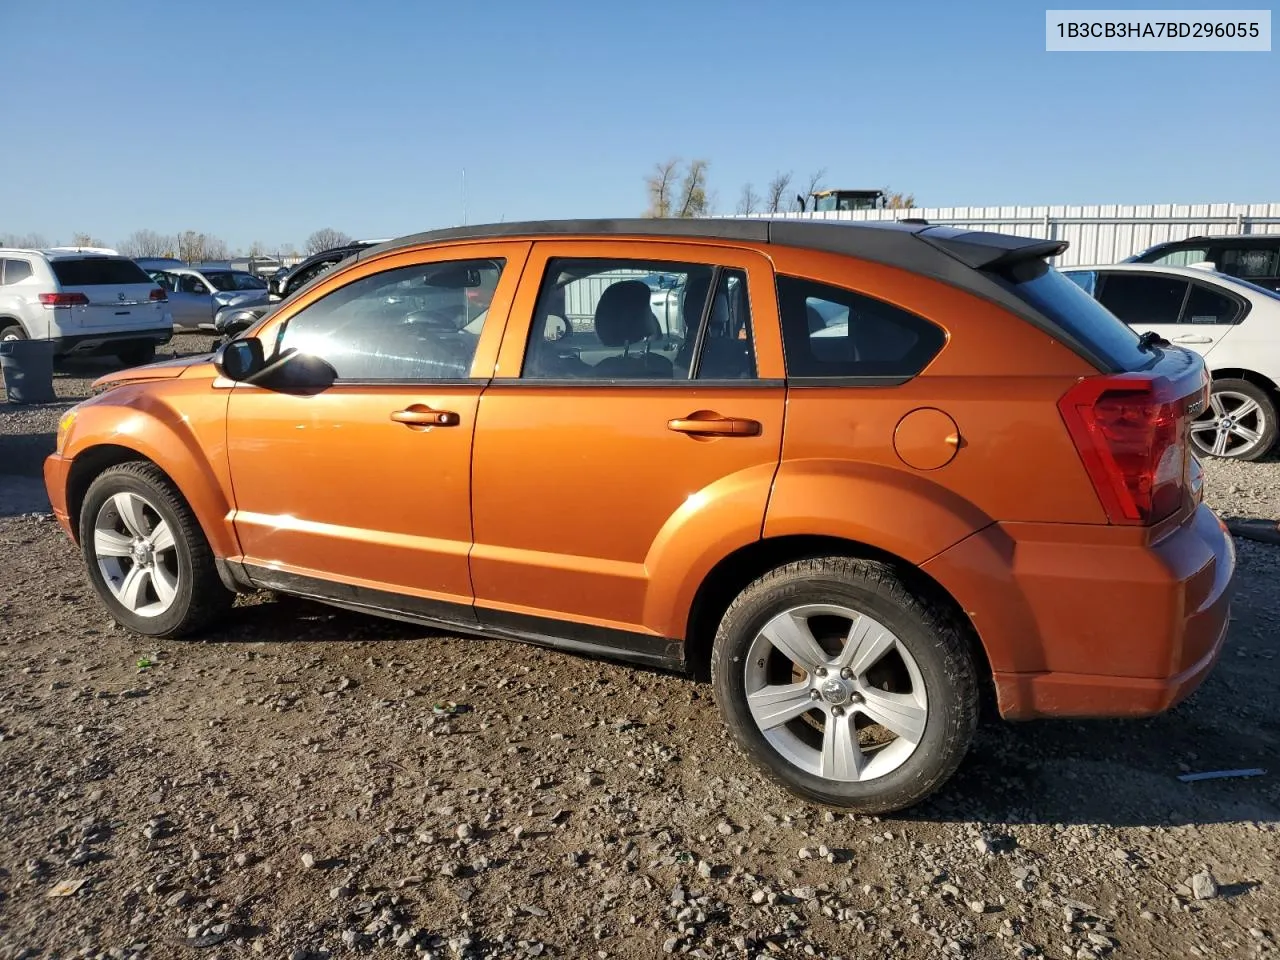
(595, 280, 657, 347)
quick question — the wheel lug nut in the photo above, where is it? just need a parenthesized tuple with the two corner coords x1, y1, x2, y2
(831, 706, 844, 717)
(815, 667, 827, 677)
(840, 668, 852, 679)
(810, 690, 820, 700)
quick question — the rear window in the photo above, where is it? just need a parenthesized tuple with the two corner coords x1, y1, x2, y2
(51, 257, 152, 286)
(996, 263, 1150, 371)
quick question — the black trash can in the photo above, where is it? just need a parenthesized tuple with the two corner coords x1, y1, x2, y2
(0, 337, 57, 404)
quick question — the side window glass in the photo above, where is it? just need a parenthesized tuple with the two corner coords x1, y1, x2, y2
(277, 258, 504, 381)
(1182, 284, 1241, 324)
(1097, 274, 1189, 326)
(150, 271, 176, 292)
(2, 259, 33, 285)
(179, 274, 208, 295)
(520, 258, 756, 381)
(775, 275, 946, 379)
(1064, 271, 1097, 296)
(1218, 246, 1280, 279)
(1152, 247, 1209, 267)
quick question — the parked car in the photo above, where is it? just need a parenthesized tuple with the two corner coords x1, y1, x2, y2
(213, 301, 274, 339)
(144, 265, 270, 332)
(0, 246, 172, 363)
(270, 240, 391, 301)
(1124, 234, 1280, 292)
(1062, 262, 1280, 461)
(44, 218, 1235, 814)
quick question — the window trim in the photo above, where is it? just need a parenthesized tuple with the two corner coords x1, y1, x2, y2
(1095, 271, 1249, 326)
(514, 255, 767, 387)
(1180, 278, 1250, 325)
(774, 273, 948, 386)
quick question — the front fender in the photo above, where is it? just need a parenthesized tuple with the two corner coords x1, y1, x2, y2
(60, 386, 236, 557)
(763, 459, 993, 565)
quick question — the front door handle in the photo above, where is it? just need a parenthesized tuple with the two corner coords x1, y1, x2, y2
(668, 413, 762, 437)
(390, 405, 460, 427)
(1172, 334, 1213, 344)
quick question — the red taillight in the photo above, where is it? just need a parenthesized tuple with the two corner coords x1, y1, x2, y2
(38, 292, 89, 307)
(149, 287, 167, 301)
(1058, 372, 1197, 525)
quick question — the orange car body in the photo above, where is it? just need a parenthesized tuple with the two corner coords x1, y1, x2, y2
(44, 219, 1235, 720)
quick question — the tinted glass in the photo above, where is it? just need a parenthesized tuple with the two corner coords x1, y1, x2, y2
(286, 258, 344, 295)
(521, 258, 756, 380)
(776, 275, 945, 379)
(2, 259, 33, 284)
(205, 271, 266, 292)
(178, 274, 208, 295)
(1182, 284, 1241, 324)
(996, 263, 1150, 371)
(1150, 246, 1209, 267)
(1097, 273, 1189, 326)
(1063, 270, 1096, 295)
(1218, 245, 1280, 279)
(277, 258, 504, 381)
(50, 258, 151, 286)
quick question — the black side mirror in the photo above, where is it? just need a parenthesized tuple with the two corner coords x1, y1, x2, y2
(215, 336, 265, 381)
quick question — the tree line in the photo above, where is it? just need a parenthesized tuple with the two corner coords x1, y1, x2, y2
(644, 158, 915, 217)
(0, 228, 356, 262)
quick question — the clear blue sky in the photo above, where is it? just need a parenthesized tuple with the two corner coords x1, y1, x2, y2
(2, 0, 1276, 251)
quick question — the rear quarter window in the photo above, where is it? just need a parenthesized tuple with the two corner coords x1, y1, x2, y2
(1, 259, 34, 284)
(51, 258, 153, 286)
(995, 263, 1150, 372)
(775, 274, 946, 381)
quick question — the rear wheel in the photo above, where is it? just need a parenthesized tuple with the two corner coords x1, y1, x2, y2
(115, 342, 156, 366)
(1189, 378, 1277, 461)
(1, 322, 26, 341)
(711, 557, 978, 814)
(79, 462, 232, 637)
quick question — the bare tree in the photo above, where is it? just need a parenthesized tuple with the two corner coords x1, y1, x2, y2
(736, 183, 760, 216)
(177, 230, 208, 263)
(675, 159, 709, 218)
(765, 171, 793, 214)
(796, 168, 828, 211)
(884, 190, 916, 210)
(1, 232, 49, 248)
(305, 228, 352, 255)
(645, 159, 682, 218)
(70, 232, 106, 248)
(248, 240, 266, 258)
(119, 229, 177, 258)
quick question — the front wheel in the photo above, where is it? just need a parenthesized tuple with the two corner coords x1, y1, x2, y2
(711, 557, 979, 814)
(1189, 378, 1278, 461)
(79, 462, 232, 637)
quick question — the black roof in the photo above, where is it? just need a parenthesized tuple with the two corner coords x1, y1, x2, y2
(341, 217, 1095, 363)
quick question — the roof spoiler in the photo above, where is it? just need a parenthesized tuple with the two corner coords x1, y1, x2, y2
(915, 225, 1068, 271)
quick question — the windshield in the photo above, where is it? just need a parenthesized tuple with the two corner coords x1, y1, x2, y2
(204, 271, 267, 292)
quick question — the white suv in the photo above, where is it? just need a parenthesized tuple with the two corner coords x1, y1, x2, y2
(0, 247, 173, 365)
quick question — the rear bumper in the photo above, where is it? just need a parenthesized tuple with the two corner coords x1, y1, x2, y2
(923, 501, 1236, 720)
(52, 329, 172, 356)
(44, 452, 73, 540)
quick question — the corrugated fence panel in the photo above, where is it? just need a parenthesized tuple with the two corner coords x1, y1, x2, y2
(732, 203, 1280, 266)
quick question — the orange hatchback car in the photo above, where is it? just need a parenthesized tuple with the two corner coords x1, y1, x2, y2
(45, 218, 1236, 813)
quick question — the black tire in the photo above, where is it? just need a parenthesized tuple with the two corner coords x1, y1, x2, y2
(79, 461, 232, 637)
(116, 342, 157, 366)
(1191, 378, 1278, 462)
(710, 557, 979, 814)
(1, 322, 27, 341)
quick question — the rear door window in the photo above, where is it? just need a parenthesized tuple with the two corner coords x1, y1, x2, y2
(775, 275, 946, 380)
(1217, 244, 1280, 280)
(1181, 283, 1244, 324)
(1096, 273, 1190, 326)
(50, 258, 152, 286)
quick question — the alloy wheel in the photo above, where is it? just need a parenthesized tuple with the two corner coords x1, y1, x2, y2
(92, 491, 180, 617)
(743, 603, 928, 783)
(1190, 389, 1267, 458)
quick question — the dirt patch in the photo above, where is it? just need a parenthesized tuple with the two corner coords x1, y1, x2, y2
(1, 340, 1278, 959)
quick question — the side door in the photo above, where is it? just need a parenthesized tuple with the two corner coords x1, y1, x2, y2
(1095, 270, 1194, 348)
(468, 240, 786, 653)
(225, 241, 529, 619)
(169, 271, 214, 328)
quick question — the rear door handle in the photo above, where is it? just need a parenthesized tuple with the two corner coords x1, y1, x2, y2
(668, 414, 761, 437)
(1172, 335, 1213, 344)
(390, 405, 460, 427)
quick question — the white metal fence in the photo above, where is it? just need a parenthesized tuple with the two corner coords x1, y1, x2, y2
(736, 202, 1280, 266)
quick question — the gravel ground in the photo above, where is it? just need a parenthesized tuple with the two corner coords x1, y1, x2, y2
(1, 337, 1279, 959)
